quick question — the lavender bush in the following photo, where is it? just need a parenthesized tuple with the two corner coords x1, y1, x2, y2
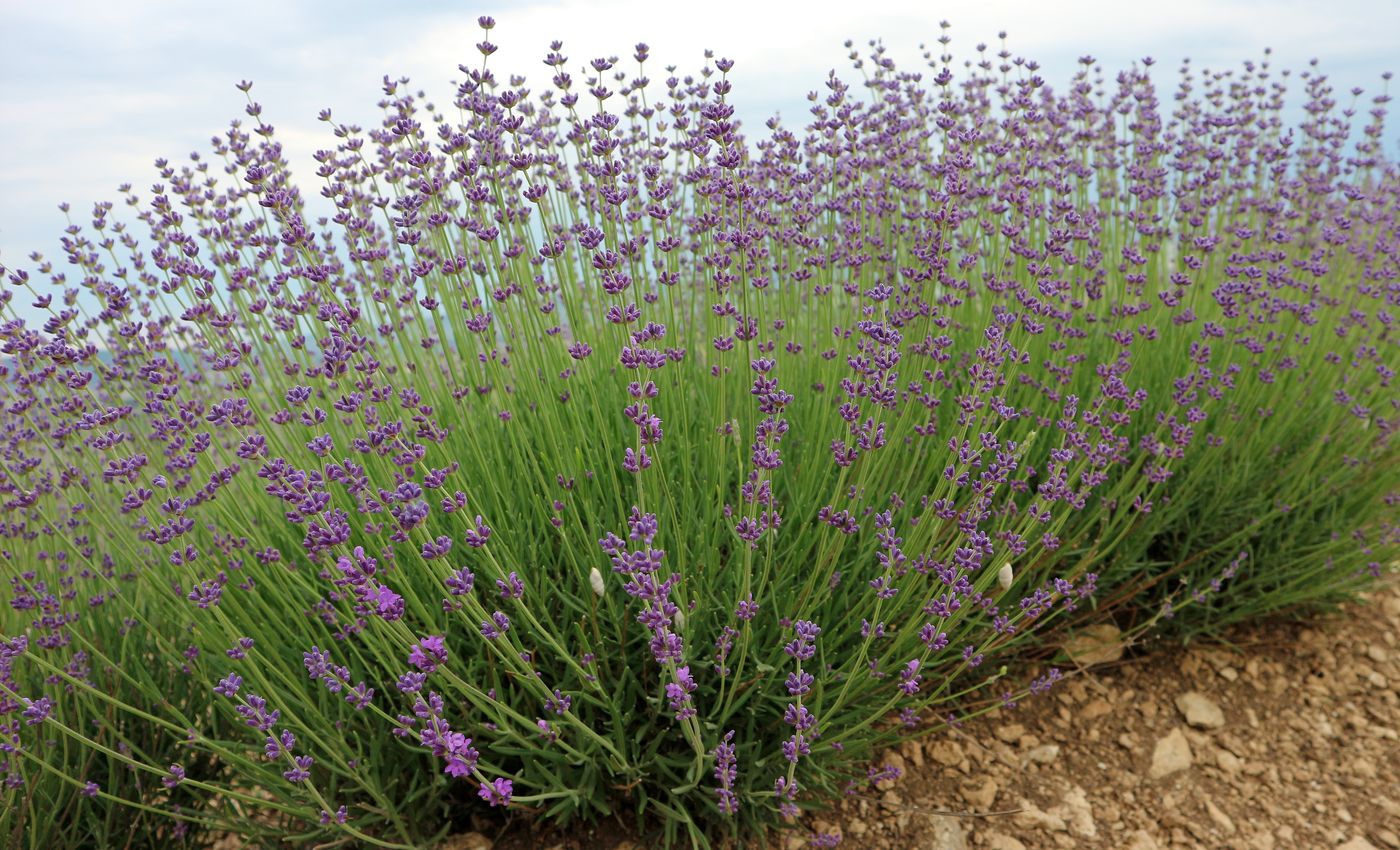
(2, 19, 1396, 848)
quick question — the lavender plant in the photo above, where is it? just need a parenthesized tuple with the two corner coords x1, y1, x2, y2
(1, 20, 1396, 848)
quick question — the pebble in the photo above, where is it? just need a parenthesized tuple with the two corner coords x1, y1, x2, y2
(1014, 800, 1068, 832)
(1124, 830, 1163, 850)
(927, 740, 964, 767)
(1148, 728, 1193, 779)
(900, 738, 925, 768)
(1175, 691, 1226, 729)
(1060, 784, 1097, 838)
(1079, 698, 1113, 721)
(994, 723, 1026, 744)
(1339, 838, 1380, 850)
(1205, 799, 1236, 834)
(1025, 744, 1060, 765)
(959, 777, 998, 810)
(984, 832, 1026, 850)
(926, 818, 966, 850)
(1063, 623, 1125, 666)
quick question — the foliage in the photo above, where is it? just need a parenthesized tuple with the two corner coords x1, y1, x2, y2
(2, 20, 1396, 848)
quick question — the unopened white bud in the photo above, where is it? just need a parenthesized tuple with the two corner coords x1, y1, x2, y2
(675, 610, 687, 630)
(589, 567, 605, 597)
(997, 563, 1014, 592)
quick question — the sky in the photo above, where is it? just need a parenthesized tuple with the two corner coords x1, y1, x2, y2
(2, 0, 1398, 294)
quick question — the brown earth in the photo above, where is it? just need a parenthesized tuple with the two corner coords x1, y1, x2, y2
(461, 579, 1399, 850)
(806, 579, 1400, 850)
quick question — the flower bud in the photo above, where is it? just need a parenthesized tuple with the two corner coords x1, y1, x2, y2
(997, 563, 1014, 592)
(589, 567, 605, 597)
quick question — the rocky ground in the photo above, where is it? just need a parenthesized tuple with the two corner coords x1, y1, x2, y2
(814, 580, 1400, 850)
(460, 579, 1399, 850)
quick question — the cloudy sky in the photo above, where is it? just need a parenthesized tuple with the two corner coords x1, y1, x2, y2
(2, 0, 1397, 282)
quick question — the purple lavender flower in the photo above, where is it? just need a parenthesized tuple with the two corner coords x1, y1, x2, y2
(897, 659, 923, 696)
(283, 755, 314, 783)
(665, 666, 698, 720)
(479, 612, 510, 639)
(478, 777, 513, 807)
(408, 635, 448, 673)
(20, 697, 53, 726)
(783, 621, 820, 661)
(496, 571, 524, 599)
(214, 674, 242, 698)
(704, 729, 738, 815)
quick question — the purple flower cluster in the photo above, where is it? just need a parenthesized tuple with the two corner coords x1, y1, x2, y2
(0, 19, 1395, 847)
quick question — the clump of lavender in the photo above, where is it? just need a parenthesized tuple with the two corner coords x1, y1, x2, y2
(1, 18, 1396, 849)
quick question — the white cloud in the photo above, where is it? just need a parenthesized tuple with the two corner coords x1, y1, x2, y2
(3, 0, 1396, 276)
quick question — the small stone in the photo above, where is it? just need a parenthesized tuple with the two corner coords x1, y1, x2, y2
(994, 723, 1026, 744)
(1014, 802, 1067, 832)
(1098, 801, 1122, 824)
(1175, 692, 1226, 729)
(437, 833, 493, 850)
(926, 818, 967, 850)
(1149, 728, 1193, 779)
(924, 817, 968, 850)
(1026, 744, 1060, 765)
(1249, 833, 1277, 850)
(1063, 623, 1125, 666)
(1215, 748, 1243, 774)
(1366, 645, 1389, 664)
(1124, 830, 1162, 850)
(927, 740, 964, 767)
(1060, 785, 1097, 839)
(985, 833, 1026, 850)
(901, 738, 925, 768)
(1219, 666, 1239, 681)
(1205, 800, 1236, 835)
(1374, 829, 1400, 850)
(1338, 838, 1379, 850)
(1379, 797, 1400, 819)
(1079, 698, 1113, 721)
(959, 777, 998, 810)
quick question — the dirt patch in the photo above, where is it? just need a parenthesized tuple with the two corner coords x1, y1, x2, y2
(823, 580, 1400, 850)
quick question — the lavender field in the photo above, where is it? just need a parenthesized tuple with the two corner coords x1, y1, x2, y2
(1, 16, 1397, 849)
